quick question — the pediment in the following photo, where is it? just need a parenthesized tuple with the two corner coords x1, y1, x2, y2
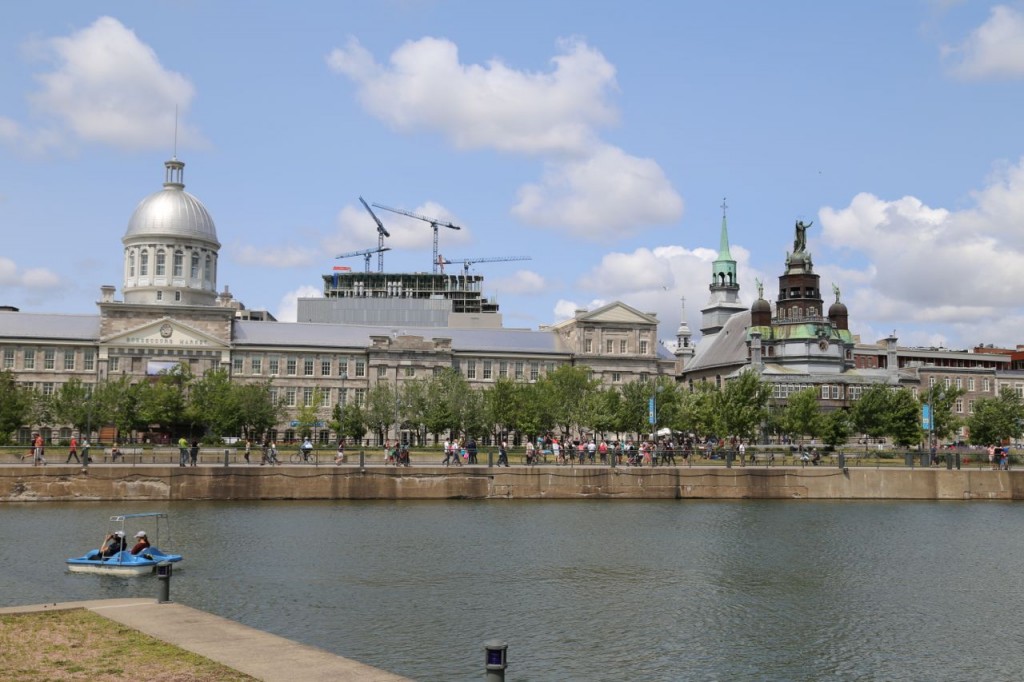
(577, 301, 658, 325)
(102, 317, 229, 349)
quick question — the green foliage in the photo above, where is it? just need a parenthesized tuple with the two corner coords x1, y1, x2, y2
(967, 387, 1024, 445)
(365, 381, 398, 441)
(780, 387, 821, 441)
(0, 370, 33, 444)
(92, 375, 141, 439)
(820, 409, 853, 448)
(293, 387, 326, 439)
(673, 381, 721, 439)
(234, 380, 283, 440)
(51, 377, 93, 433)
(850, 384, 891, 439)
(888, 388, 923, 447)
(187, 368, 239, 438)
(719, 371, 771, 442)
(136, 363, 191, 432)
(921, 384, 965, 442)
(481, 377, 521, 441)
(338, 403, 367, 443)
(544, 365, 601, 438)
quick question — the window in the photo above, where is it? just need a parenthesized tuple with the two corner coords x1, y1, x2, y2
(269, 358, 280, 375)
(956, 377, 962, 389)
(929, 377, 936, 388)
(983, 379, 991, 392)
(321, 389, 332, 407)
(404, 366, 414, 378)
(156, 291, 163, 301)
(155, 250, 166, 276)
(944, 377, 951, 388)
(61, 350, 74, 371)
(499, 361, 508, 378)
(204, 255, 212, 283)
(377, 365, 388, 378)
(173, 251, 184, 277)
(174, 291, 181, 302)
(191, 253, 200, 279)
(584, 339, 593, 353)
(270, 388, 279, 404)
(515, 361, 524, 379)
(530, 362, 539, 381)
(619, 340, 627, 353)
(467, 360, 476, 379)
(108, 356, 118, 372)
(821, 385, 829, 399)
(285, 389, 297, 407)
(84, 351, 94, 371)
(339, 388, 348, 406)
(42, 382, 55, 396)
(354, 388, 366, 406)
(304, 359, 314, 376)
(606, 339, 613, 353)
(338, 359, 348, 377)
(483, 360, 492, 380)
(233, 357, 243, 373)
(831, 385, 840, 399)
(128, 252, 136, 277)
(3, 349, 14, 369)
(44, 349, 55, 370)
(955, 398, 964, 414)
(612, 372, 621, 383)
(321, 360, 331, 376)
(968, 399, 975, 414)
(640, 340, 649, 355)
(355, 360, 366, 377)
(251, 358, 262, 375)
(286, 358, 297, 375)
(546, 362, 555, 374)
(140, 250, 149, 276)
(303, 387, 314, 406)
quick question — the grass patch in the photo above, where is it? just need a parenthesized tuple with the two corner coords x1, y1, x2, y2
(0, 609, 256, 681)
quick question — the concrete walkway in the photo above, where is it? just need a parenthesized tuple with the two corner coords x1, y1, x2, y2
(0, 599, 409, 681)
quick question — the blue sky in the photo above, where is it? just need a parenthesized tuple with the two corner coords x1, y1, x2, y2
(2, 1, 1023, 351)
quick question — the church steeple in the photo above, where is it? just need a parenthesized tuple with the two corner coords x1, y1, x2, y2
(701, 198, 746, 336)
(675, 296, 694, 363)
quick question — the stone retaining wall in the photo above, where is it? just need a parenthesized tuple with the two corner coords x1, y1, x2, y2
(1, 465, 1023, 502)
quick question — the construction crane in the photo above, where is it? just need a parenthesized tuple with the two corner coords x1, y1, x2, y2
(336, 246, 391, 273)
(372, 203, 461, 274)
(358, 196, 389, 272)
(438, 255, 531, 276)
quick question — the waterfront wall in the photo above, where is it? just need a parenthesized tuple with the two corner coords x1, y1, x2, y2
(2, 464, 1024, 502)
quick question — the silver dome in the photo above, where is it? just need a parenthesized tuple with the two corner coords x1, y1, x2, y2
(124, 159, 219, 245)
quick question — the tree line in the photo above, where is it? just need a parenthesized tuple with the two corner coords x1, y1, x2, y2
(1, 366, 1021, 448)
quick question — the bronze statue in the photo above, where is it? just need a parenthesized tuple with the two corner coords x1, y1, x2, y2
(794, 220, 812, 252)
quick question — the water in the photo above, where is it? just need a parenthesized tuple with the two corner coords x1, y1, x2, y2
(3, 500, 1023, 681)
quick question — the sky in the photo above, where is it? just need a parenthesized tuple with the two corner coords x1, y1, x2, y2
(2, 1, 1024, 352)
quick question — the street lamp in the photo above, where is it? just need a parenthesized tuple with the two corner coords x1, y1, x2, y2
(338, 369, 348, 446)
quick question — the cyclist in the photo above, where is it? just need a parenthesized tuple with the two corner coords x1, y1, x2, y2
(300, 437, 314, 463)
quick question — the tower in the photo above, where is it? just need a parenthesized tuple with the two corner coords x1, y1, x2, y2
(675, 296, 695, 364)
(700, 198, 747, 336)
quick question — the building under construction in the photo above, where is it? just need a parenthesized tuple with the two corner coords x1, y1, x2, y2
(296, 271, 504, 328)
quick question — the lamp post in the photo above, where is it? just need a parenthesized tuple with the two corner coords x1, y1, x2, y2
(338, 369, 348, 446)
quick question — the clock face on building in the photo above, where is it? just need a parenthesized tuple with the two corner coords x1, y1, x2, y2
(818, 339, 828, 351)
(159, 323, 173, 338)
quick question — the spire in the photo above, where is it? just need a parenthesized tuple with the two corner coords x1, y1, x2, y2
(675, 296, 694, 360)
(717, 197, 733, 260)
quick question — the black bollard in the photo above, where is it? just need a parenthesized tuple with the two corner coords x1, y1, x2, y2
(224, 449, 230, 467)
(488, 450, 494, 467)
(156, 563, 172, 603)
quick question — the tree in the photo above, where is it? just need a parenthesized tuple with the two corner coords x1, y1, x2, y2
(338, 403, 367, 445)
(235, 380, 283, 442)
(365, 381, 398, 443)
(293, 387, 326, 442)
(673, 381, 721, 440)
(51, 377, 93, 435)
(545, 365, 600, 439)
(187, 368, 238, 439)
(618, 379, 654, 437)
(92, 376, 140, 442)
(850, 384, 891, 443)
(482, 377, 521, 444)
(967, 387, 1024, 446)
(719, 371, 771, 442)
(888, 388, 923, 447)
(781, 388, 821, 442)
(0, 370, 33, 444)
(136, 363, 191, 435)
(820, 410, 853, 449)
(921, 384, 965, 444)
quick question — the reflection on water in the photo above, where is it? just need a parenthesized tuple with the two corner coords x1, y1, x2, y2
(4, 500, 1024, 681)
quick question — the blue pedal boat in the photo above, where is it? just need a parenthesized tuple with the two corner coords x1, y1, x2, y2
(66, 512, 183, 576)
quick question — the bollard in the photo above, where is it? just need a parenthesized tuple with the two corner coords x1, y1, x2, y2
(905, 452, 914, 468)
(484, 640, 508, 681)
(725, 450, 733, 468)
(359, 449, 365, 471)
(156, 562, 172, 603)
(955, 452, 961, 470)
(224, 449, 230, 467)
(837, 452, 845, 469)
(488, 450, 494, 467)
(946, 452, 953, 470)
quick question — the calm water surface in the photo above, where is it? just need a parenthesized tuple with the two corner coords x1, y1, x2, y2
(3, 500, 1023, 681)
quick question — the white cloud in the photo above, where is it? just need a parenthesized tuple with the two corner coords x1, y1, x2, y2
(553, 298, 608, 322)
(327, 36, 617, 155)
(945, 5, 1024, 78)
(490, 270, 546, 295)
(0, 257, 62, 290)
(819, 158, 1024, 334)
(17, 16, 200, 151)
(327, 36, 682, 237)
(513, 145, 684, 239)
(275, 285, 322, 322)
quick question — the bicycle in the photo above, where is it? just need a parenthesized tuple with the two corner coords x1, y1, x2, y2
(290, 448, 318, 464)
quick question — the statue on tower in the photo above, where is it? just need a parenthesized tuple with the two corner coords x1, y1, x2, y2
(794, 219, 812, 253)
(832, 283, 841, 303)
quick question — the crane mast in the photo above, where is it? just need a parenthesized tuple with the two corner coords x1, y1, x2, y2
(358, 197, 390, 272)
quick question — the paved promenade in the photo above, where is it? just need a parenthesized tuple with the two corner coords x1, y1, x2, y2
(0, 599, 408, 681)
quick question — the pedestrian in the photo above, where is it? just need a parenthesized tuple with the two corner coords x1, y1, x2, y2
(80, 436, 91, 465)
(66, 435, 80, 464)
(738, 441, 746, 467)
(335, 441, 346, 465)
(33, 432, 46, 466)
(442, 437, 451, 465)
(497, 441, 509, 467)
(466, 437, 478, 464)
(243, 439, 251, 464)
(178, 436, 189, 467)
(189, 439, 199, 467)
(110, 443, 124, 462)
(525, 440, 536, 465)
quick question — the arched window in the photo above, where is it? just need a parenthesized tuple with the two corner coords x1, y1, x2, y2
(155, 249, 166, 276)
(191, 253, 199, 279)
(173, 251, 184, 277)
(128, 251, 136, 278)
(139, 250, 149, 276)
(204, 255, 212, 283)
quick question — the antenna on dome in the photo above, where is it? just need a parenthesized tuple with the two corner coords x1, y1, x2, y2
(173, 105, 179, 160)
